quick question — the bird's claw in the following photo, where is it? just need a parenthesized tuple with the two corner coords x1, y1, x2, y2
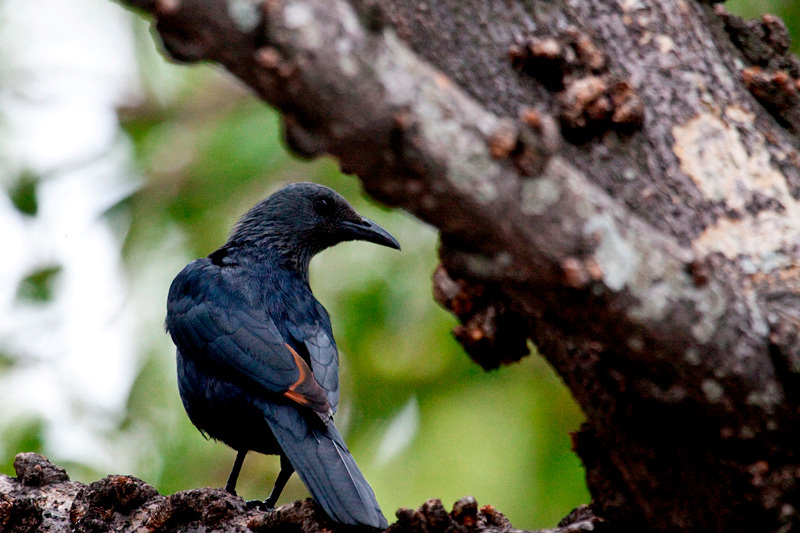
(246, 500, 271, 511)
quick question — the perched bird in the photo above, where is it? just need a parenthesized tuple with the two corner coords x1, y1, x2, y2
(165, 183, 399, 528)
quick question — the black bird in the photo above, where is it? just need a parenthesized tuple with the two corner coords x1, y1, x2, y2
(165, 183, 399, 528)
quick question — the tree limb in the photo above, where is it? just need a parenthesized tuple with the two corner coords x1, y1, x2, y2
(0, 453, 602, 533)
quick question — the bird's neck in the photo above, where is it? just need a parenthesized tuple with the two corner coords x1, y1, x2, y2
(229, 243, 314, 286)
(226, 225, 327, 281)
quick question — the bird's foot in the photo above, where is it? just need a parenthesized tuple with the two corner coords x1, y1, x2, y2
(264, 495, 279, 509)
(246, 500, 271, 511)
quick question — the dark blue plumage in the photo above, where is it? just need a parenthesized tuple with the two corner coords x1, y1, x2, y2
(165, 183, 399, 528)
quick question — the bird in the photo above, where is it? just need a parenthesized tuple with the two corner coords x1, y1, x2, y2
(165, 182, 399, 528)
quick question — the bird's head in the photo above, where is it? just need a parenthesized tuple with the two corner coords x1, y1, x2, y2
(227, 182, 400, 270)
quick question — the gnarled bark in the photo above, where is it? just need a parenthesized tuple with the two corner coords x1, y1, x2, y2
(0, 453, 600, 533)
(100, 0, 800, 531)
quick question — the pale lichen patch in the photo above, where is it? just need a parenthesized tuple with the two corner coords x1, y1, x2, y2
(689, 280, 727, 343)
(375, 32, 502, 204)
(724, 104, 755, 125)
(334, 0, 360, 35)
(695, 212, 800, 268)
(521, 178, 561, 216)
(701, 379, 725, 402)
(336, 38, 359, 77)
(284, 2, 322, 49)
(584, 212, 639, 292)
(333, 1, 362, 77)
(655, 34, 674, 54)
(227, 0, 261, 32)
(545, 159, 724, 339)
(284, 2, 312, 28)
(619, 0, 644, 12)
(627, 336, 645, 352)
(746, 382, 783, 414)
(674, 113, 752, 210)
(684, 347, 701, 365)
(673, 112, 800, 265)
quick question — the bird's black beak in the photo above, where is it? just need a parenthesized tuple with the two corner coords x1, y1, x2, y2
(339, 218, 401, 250)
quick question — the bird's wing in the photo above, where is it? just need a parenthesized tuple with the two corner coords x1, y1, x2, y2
(287, 305, 340, 414)
(166, 260, 330, 414)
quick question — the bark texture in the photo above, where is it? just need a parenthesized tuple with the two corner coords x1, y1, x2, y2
(0, 453, 601, 533)
(106, 0, 800, 531)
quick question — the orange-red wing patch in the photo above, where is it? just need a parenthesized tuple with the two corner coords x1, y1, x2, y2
(283, 344, 331, 414)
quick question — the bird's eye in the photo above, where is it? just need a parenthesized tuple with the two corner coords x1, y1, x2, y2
(313, 197, 335, 216)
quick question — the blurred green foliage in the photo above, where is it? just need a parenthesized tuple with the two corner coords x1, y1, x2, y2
(0, 420, 44, 476)
(2, 1, 799, 530)
(8, 170, 39, 216)
(16, 266, 62, 303)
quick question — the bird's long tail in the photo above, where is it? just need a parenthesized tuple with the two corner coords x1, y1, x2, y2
(257, 400, 388, 529)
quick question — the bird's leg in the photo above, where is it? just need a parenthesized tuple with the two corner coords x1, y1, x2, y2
(225, 449, 248, 495)
(264, 454, 294, 508)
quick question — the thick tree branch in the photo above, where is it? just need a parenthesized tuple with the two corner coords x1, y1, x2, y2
(0, 454, 601, 533)
(112, 0, 800, 531)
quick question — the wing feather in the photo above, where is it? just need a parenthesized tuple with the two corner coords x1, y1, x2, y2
(288, 313, 340, 413)
(166, 259, 329, 412)
(283, 344, 331, 413)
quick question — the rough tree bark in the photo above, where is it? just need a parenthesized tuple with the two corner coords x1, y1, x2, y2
(7, 0, 800, 531)
(0, 453, 598, 532)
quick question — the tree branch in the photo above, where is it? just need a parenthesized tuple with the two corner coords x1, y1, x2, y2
(0, 453, 602, 533)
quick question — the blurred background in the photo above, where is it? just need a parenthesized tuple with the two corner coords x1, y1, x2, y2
(0, 0, 795, 529)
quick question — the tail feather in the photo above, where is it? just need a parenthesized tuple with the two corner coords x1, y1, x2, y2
(258, 400, 388, 529)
